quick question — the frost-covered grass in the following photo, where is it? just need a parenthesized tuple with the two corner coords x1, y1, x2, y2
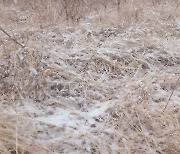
(0, 0, 180, 154)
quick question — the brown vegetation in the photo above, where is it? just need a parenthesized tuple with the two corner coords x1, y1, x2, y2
(0, 0, 179, 153)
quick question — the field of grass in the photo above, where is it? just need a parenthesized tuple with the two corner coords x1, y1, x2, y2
(0, 0, 180, 153)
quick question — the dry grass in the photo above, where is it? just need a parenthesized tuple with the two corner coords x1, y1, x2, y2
(0, 26, 50, 153)
(0, 0, 179, 27)
(0, 0, 180, 153)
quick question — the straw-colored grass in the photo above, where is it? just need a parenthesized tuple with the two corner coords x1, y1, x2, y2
(0, 0, 179, 153)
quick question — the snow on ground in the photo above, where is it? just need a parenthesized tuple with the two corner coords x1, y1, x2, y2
(0, 2, 180, 154)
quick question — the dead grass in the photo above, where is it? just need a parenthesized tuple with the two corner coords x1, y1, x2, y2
(0, 0, 179, 27)
(0, 26, 50, 153)
(0, 0, 179, 153)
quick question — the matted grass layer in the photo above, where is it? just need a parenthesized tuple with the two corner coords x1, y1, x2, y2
(0, 0, 179, 153)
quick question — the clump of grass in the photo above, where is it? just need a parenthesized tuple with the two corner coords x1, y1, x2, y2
(0, 27, 50, 153)
(0, 114, 49, 154)
(0, 28, 48, 101)
(1, 0, 87, 27)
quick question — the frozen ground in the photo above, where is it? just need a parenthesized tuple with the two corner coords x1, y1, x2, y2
(0, 2, 180, 154)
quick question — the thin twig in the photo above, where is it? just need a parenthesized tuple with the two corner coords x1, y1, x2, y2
(162, 76, 180, 112)
(0, 27, 25, 48)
